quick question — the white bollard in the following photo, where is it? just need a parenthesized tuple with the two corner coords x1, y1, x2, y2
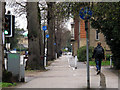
(110, 55, 112, 68)
(4, 58, 7, 70)
(44, 56, 46, 67)
(56, 53, 57, 59)
(68, 57, 70, 67)
(75, 56, 77, 69)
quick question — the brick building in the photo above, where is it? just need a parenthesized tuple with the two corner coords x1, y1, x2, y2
(71, 17, 110, 56)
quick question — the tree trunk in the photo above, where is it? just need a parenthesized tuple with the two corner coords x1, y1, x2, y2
(26, 2, 44, 70)
(47, 2, 55, 61)
(0, 2, 5, 81)
(37, 3, 44, 63)
(0, 2, 3, 82)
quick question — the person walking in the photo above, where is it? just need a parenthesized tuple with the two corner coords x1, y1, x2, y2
(92, 41, 105, 75)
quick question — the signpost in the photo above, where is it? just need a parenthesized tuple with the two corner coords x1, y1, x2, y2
(42, 26, 47, 67)
(46, 34, 49, 67)
(79, 7, 92, 89)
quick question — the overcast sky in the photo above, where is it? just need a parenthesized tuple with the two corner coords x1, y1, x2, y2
(5, 3, 72, 31)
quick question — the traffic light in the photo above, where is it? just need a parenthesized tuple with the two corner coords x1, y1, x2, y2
(4, 15, 15, 37)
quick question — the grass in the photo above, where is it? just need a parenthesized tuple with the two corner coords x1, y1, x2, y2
(0, 82, 16, 88)
(89, 60, 112, 66)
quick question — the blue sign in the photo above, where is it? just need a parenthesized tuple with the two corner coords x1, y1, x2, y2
(46, 34, 49, 38)
(54, 43, 56, 45)
(42, 26, 47, 31)
(79, 7, 92, 20)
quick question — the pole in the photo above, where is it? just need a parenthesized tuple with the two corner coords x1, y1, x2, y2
(85, 20, 90, 89)
(110, 55, 112, 68)
(75, 56, 77, 69)
(44, 31, 45, 67)
(0, 2, 3, 83)
(78, 19, 80, 49)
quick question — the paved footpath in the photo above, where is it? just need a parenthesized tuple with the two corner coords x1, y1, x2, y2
(15, 55, 118, 89)
(68, 55, 118, 89)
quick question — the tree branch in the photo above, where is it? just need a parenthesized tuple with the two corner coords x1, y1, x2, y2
(16, 2, 26, 8)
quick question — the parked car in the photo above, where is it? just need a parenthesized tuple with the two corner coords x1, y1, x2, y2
(67, 52, 72, 55)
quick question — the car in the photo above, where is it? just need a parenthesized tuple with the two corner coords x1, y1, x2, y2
(64, 52, 67, 55)
(67, 52, 72, 55)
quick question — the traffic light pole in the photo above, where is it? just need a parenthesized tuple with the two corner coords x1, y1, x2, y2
(85, 20, 90, 89)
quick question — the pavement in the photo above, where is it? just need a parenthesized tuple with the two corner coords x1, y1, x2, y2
(68, 55, 118, 89)
(13, 55, 118, 89)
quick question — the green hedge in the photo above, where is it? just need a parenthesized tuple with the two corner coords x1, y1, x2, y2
(105, 54, 111, 61)
(77, 46, 94, 62)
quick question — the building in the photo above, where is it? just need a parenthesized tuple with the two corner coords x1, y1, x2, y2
(71, 17, 110, 56)
(18, 31, 28, 48)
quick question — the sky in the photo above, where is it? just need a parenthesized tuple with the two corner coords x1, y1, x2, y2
(5, 3, 72, 32)
(5, 4, 27, 31)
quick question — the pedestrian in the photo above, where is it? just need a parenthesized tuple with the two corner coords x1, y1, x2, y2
(92, 41, 105, 75)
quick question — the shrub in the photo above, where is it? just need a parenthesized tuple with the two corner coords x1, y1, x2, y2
(105, 54, 111, 61)
(77, 46, 94, 62)
(2, 70, 12, 83)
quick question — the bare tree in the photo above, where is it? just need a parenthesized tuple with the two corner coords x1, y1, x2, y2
(26, 2, 44, 70)
(47, 2, 56, 61)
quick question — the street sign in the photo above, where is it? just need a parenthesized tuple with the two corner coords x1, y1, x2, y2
(42, 26, 47, 31)
(79, 7, 92, 89)
(79, 7, 92, 20)
(54, 43, 56, 45)
(46, 34, 49, 38)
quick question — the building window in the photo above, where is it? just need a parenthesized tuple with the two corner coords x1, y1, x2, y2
(96, 30, 99, 40)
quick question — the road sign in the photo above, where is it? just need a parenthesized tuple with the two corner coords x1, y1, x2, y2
(42, 26, 47, 31)
(79, 7, 92, 20)
(54, 43, 56, 45)
(79, 7, 92, 89)
(46, 34, 49, 38)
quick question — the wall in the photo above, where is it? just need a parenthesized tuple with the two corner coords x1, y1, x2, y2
(89, 25, 111, 54)
(72, 17, 111, 56)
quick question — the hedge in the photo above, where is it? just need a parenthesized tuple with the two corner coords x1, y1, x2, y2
(77, 46, 94, 62)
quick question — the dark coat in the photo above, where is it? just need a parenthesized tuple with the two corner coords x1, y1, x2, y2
(92, 45, 105, 59)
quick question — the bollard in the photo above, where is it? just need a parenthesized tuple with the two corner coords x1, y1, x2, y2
(75, 56, 77, 69)
(56, 53, 57, 59)
(110, 55, 112, 68)
(44, 56, 46, 67)
(67, 56, 71, 67)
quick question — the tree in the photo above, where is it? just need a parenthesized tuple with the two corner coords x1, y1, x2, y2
(0, 1, 5, 77)
(26, 2, 44, 70)
(6, 28, 25, 50)
(47, 2, 56, 61)
(7, 1, 45, 70)
(90, 2, 120, 69)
